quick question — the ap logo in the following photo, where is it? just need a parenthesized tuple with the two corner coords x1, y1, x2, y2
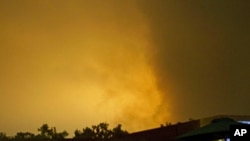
(230, 125, 250, 141)
(234, 129, 247, 136)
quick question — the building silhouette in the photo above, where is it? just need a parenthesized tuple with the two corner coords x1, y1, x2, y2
(112, 115, 250, 141)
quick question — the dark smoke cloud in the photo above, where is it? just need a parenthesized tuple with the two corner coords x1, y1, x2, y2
(137, 0, 250, 122)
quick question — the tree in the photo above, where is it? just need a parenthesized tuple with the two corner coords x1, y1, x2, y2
(75, 127, 95, 139)
(37, 124, 53, 139)
(74, 122, 128, 140)
(92, 122, 112, 140)
(112, 124, 128, 138)
(50, 127, 68, 140)
(37, 124, 68, 140)
(0, 132, 9, 141)
(14, 132, 35, 141)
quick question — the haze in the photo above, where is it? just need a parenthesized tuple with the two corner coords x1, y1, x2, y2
(0, 0, 249, 137)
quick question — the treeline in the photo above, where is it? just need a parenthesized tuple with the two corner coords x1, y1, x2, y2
(0, 122, 128, 141)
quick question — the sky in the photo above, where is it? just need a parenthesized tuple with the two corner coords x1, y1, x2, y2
(0, 0, 250, 137)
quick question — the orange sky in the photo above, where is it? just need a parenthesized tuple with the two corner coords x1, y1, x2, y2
(0, 0, 172, 136)
(1, 0, 250, 137)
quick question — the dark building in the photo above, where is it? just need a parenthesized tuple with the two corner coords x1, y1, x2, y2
(113, 120, 200, 141)
(112, 115, 250, 141)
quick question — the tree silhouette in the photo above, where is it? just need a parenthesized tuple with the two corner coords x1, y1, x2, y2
(14, 132, 35, 141)
(0, 122, 126, 141)
(37, 124, 53, 139)
(50, 127, 68, 140)
(0, 132, 9, 141)
(74, 127, 95, 139)
(74, 122, 128, 140)
(112, 124, 128, 138)
(37, 124, 68, 140)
